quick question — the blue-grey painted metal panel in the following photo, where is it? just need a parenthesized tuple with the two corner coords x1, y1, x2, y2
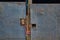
(55, 4, 60, 40)
(0, 2, 26, 40)
(0, 2, 60, 40)
(30, 4, 57, 40)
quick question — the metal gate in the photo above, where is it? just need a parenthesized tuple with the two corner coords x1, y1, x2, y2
(0, 2, 60, 40)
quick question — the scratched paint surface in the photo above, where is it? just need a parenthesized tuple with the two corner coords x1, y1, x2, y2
(0, 2, 60, 40)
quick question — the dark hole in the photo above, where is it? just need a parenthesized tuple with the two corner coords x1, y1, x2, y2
(32, 24, 37, 31)
(32, 24, 36, 28)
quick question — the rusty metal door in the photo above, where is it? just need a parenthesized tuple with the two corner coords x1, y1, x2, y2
(0, 2, 60, 40)
(30, 4, 57, 40)
(0, 2, 26, 40)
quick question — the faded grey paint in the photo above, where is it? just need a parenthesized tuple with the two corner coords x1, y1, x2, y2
(0, 2, 60, 40)
(0, 2, 26, 40)
(31, 4, 57, 40)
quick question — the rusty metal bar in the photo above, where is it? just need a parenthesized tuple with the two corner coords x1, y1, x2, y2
(20, 0, 32, 40)
(25, 0, 31, 40)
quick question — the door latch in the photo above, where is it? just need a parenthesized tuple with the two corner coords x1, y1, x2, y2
(20, 18, 26, 26)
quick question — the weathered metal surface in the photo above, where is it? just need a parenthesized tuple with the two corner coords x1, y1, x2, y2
(0, 2, 60, 40)
(30, 4, 58, 40)
(0, 2, 26, 40)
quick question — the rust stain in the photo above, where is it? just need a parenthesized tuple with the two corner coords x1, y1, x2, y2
(0, 6, 2, 10)
(16, 2, 21, 5)
(0, 5, 3, 14)
(16, 2, 25, 6)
